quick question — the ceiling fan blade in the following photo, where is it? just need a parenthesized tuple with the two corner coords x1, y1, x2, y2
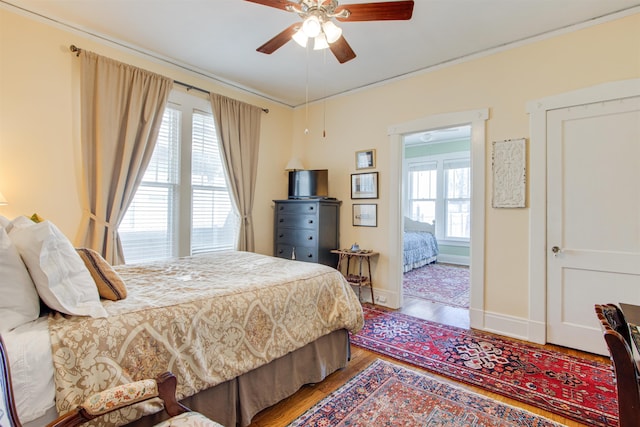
(244, 0, 298, 12)
(257, 23, 299, 54)
(336, 1, 414, 22)
(329, 36, 356, 64)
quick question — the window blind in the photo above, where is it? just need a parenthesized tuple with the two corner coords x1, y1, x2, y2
(191, 110, 237, 254)
(119, 106, 180, 263)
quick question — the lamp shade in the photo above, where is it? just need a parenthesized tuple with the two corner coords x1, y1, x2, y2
(0, 192, 7, 206)
(322, 21, 342, 43)
(292, 28, 308, 47)
(313, 34, 329, 50)
(285, 158, 305, 171)
(302, 15, 321, 38)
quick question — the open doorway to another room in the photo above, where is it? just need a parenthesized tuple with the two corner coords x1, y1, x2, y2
(399, 125, 471, 329)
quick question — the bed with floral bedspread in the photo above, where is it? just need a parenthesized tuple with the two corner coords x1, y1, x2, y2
(48, 251, 363, 426)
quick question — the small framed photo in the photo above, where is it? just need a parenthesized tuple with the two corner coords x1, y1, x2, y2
(351, 172, 378, 199)
(355, 149, 376, 170)
(353, 204, 377, 227)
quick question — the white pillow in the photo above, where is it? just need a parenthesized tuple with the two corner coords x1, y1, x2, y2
(0, 228, 41, 333)
(9, 220, 107, 318)
(0, 215, 9, 229)
(5, 215, 33, 234)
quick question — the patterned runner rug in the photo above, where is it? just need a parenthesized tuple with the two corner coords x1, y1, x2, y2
(289, 359, 565, 426)
(351, 306, 618, 427)
(403, 263, 469, 308)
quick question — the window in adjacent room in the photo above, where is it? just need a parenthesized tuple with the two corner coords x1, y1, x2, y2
(406, 153, 470, 243)
(119, 90, 238, 263)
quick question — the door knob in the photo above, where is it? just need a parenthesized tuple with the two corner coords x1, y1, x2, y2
(551, 246, 561, 257)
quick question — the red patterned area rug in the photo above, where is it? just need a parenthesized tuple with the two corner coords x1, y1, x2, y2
(350, 306, 618, 427)
(403, 263, 470, 308)
(289, 359, 566, 426)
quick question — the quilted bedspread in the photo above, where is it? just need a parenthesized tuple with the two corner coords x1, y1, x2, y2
(48, 251, 364, 426)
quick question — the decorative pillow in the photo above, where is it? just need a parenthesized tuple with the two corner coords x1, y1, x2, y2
(0, 228, 41, 333)
(30, 213, 45, 223)
(8, 220, 107, 318)
(76, 248, 127, 301)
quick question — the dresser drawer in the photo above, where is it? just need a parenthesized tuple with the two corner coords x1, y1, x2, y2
(275, 202, 319, 215)
(276, 214, 317, 230)
(275, 244, 318, 262)
(275, 228, 317, 245)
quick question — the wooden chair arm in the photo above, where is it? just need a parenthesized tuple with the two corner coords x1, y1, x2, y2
(47, 373, 184, 427)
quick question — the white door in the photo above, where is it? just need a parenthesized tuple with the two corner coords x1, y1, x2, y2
(547, 95, 640, 355)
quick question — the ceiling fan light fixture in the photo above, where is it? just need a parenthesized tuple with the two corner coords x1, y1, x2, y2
(322, 20, 342, 43)
(313, 33, 329, 50)
(292, 28, 308, 47)
(302, 15, 322, 38)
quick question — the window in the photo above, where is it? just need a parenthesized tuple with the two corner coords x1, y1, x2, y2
(407, 161, 437, 224)
(406, 153, 470, 242)
(444, 159, 471, 240)
(119, 90, 238, 263)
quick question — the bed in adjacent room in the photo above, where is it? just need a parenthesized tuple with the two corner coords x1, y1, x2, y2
(1, 217, 364, 427)
(403, 217, 439, 273)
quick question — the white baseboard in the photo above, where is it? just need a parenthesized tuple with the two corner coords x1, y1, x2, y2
(474, 310, 546, 344)
(436, 254, 469, 266)
(351, 285, 401, 309)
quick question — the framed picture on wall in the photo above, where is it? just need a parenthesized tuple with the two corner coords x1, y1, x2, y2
(353, 204, 377, 227)
(355, 149, 376, 170)
(351, 172, 378, 199)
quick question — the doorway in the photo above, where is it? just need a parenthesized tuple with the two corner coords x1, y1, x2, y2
(399, 126, 471, 328)
(387, 108, 488, 330)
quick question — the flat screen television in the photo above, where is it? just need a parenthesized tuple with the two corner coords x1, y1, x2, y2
(288, 169, 329, 199)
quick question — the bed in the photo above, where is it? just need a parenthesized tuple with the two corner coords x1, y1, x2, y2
(403, 217, 439, 272)
(1, 218, 364, 427)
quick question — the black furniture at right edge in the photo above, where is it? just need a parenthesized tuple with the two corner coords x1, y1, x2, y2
(594, 304, 640, 427)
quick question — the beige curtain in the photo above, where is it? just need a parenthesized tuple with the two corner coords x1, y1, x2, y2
(79, 50, 173, 264)
(209, 94, 262, 252)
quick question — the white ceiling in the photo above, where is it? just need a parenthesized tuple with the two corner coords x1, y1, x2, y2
(4, 0, 640, 108)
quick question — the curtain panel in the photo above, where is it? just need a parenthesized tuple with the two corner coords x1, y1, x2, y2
(209, 94, 262, 252)
(79, 50, 173, 264)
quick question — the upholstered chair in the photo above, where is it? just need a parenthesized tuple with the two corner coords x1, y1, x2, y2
(0, 336, 222, 427)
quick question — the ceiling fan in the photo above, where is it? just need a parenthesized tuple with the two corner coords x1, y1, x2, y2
(246, 0, 414, 64)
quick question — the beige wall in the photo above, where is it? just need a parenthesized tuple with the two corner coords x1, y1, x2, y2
(0, 7, 293, 256)
(1, 6, 639, 327)
(291, 13, 640, 320)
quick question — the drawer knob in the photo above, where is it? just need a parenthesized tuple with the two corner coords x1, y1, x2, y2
(279, 234, 284, 238)
(307, 253, 313, 258)
(308, 236, 313, 240)
(279, 218, 284, 223)
(308, 219, 314, 224)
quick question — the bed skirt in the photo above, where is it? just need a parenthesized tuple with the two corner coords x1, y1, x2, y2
(128, 329, 351, 427)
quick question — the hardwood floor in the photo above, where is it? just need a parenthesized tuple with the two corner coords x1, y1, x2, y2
(249, 298, 608, 426)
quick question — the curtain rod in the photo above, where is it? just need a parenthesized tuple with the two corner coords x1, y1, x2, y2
(69, 45, 269, 113)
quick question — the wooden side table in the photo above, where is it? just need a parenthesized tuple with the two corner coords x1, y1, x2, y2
(331, 249, 379, 304)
